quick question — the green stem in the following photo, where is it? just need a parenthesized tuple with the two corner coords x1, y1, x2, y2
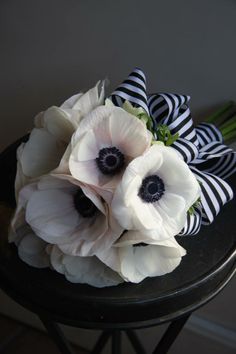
(223, 130, 236, 142)
(206, 101, 234, 124)
(219, 114, 236, 131)
(221, 121, 236, 136)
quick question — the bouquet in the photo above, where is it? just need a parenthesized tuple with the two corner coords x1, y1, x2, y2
(9, 69, 236, 287)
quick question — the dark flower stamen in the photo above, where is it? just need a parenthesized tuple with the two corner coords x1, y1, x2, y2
(74, 189, 97, 217)
(139, 175, 165, 203)
(118, 231, 148, 248)
(96, 146, 125, 175)
(133, 242, 148, 247)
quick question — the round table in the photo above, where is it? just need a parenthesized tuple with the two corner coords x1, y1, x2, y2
(0, 137, 235, 354)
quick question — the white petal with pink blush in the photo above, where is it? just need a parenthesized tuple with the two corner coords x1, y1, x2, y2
(69, 105, 152, 200)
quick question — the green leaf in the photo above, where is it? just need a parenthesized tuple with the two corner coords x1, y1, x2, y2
(187, 197, 201, 216)
(122, 101, 154, 134)
(138, 113, 153, 130)
(166, 132, 179, 146)
(156, 125, 179, 146)
(188, 206, 195, 215)
(122, 100, 145, 117)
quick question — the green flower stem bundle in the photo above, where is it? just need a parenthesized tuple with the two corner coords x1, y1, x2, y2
(206, 101, 236, 144)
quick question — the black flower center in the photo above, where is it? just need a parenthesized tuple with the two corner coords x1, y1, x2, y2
(133, 242, 148, 247)
(73, 189, 97, 218)
(118, 231, 148, 248)
(138, 175, 165, 203)
(96, 146, 125, 175)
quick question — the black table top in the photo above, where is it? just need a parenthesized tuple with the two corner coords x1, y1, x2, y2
(0, 138, 235, 329)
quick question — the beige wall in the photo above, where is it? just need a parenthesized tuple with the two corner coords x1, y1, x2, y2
(0, 0, 235, 351)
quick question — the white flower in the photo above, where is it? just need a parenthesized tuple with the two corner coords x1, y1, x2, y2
(15, 143, 32, 198)
(49, 245, 123, 287)
(97, 230, 186, 283)
(69, 105, 152, 201)
(22, 175, 123, 257)
(17, 228, 50, 268)
(112, 144, 201, 241)
(9, 182, 50, 268)
(15, 82, 105, 197)
(60, 80, 105, 115)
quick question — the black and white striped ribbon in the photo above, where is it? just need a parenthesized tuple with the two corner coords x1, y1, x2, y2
(148, 93, 190, 125)
(196, 123, 223, 147)
(171, 138, 198, 163)
(194, 141, 233, 162)
(178, 204, 202, 236)
(111, 68, 235, 234)
(192, 142, 236, 180)
(111, 69, 199, 146)
(202, 153, 236, 180)
(193, 123, 236, 180)
(190, 166, 234, 225)
(148, 94, 199, 146)
(111, 67, 149, 113)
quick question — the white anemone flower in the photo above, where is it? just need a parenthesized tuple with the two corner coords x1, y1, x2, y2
(49, 245, 123, 287)
(22, 175, 123, 257)
(112, 144, 201, 241)
(15, 82, 105, 197)
(17, 227, 50, 268)
(9, 182, 50, 268)
(69, 105, 152, 201)
(97, 230, 186, 283)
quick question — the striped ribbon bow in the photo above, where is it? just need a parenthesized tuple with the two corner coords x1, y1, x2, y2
(110, 68, 236, 236)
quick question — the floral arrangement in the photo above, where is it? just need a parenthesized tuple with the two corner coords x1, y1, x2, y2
(9, 69, 236, 287)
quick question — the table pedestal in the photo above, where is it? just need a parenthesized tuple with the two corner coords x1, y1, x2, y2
(39, 314, 190, 354)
